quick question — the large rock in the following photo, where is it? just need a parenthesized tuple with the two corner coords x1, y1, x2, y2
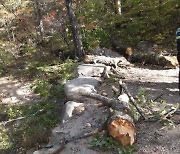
(33, 100, 110, 154)
(76, 64, 107, 77)
(61, 101, 84, 123)
(64, 77, 100, 100)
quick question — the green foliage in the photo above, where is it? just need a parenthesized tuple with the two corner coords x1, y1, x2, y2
(88, 134, 136, 154)
(132, 88, 179, 124)
(4, 0, 24, 12)
(19, 42, 37, 56)
(76, 0, 178, 49)
(31, 79, 51, 98)
(30, 59, 76, 99)
(0, 47, 14, 75)
(136, 89, 151, 105)
(0, 100, 61, 153)
(82, 27, 110, 51)
(0, 126, 13, 150)
(37, 59, 77, 84)
(77, 0, 114, 50)
(31, 79, 65, 99)
(108, 0, 179, 47)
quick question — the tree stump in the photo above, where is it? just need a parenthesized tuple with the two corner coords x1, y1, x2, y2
(107, 111, 136, 146)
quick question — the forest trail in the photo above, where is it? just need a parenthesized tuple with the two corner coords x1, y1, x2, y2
(0, 65, 179, 154)
(1, 66, 179, 106)
(116, 66, 180, 154)
(119, 66, 179, 104)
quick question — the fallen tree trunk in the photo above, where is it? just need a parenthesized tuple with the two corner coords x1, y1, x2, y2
(131, 53, 178, 68)
(80, 91, 136, 146)
(79, 91, 129, 111)
(84, 54, 131, 68)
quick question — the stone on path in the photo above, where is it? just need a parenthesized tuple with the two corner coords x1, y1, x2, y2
(64, 77, 100, 100)
(77, 64, 106, 77)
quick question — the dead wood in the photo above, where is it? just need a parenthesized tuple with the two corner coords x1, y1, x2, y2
(79, 91, 136, 146)
(79, 91, 129, 111)
(0, 109, 45, 126)
(119, 82, 147, 120)
(112, 85, 121, 97)
(153, 92, 163, 102)
(107, 110, 136, 146)
(51, 142, 65, 154)
(131, 53, 178, 68)
(101, 65, 110, 79)
(84, 54, 130, 68)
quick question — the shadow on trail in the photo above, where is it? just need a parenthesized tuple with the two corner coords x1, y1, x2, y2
(125, 79, 179, 103)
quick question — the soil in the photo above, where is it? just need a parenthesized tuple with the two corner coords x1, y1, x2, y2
(119, 65, 180, 154)
(0, 64, 179, 154)
(0, 77, 40, 106)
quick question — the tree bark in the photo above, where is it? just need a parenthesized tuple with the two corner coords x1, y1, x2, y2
(34, 0, 44, 40)
(158, 0, 162, 15)
(105, 0, 122, 15)
(114, 0, 122, 15)
(65, 0, 85, 60)
(108, 110, 136, 146)
(79, 91, 136, 146)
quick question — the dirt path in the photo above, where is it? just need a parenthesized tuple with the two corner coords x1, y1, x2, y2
(120, 66, 179, 103)
(118, 66, 180, 154)
(0, 65, 179, 154)
(0, 76, 39, 105)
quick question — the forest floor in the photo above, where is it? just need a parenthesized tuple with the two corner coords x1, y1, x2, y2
(0, 64, 180, 153)
(118, 65, 180, 154)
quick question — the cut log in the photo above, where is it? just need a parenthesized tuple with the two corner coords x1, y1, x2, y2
(131, 53, 178, 68)
(107, 111, 136, 146)
(84, 54, 131, 68)
(79, 91, 136, 146)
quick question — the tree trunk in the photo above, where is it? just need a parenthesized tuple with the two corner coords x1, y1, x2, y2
(65, 0, 85, 60)
(158, 0, 162, 15)
(34, 0, 44, 40)
(56, 11, 70, 47)
(114, 0, 122, 15)
(105, 0, 122, 15)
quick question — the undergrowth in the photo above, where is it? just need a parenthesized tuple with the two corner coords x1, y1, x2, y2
(0, 50, 77, 153)
(88, 134, 136, 154)
(0, 100, 61, 153)
(132, 88, 179, 126)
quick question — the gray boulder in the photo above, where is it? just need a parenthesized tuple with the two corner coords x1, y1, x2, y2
(76, 64, 106, 77)
(64, 77, 100, 100)
(61, 101, 84, 123)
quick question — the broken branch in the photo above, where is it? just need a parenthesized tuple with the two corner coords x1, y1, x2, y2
(79, 91, 129, 111)
(119, 81, 147, 120)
